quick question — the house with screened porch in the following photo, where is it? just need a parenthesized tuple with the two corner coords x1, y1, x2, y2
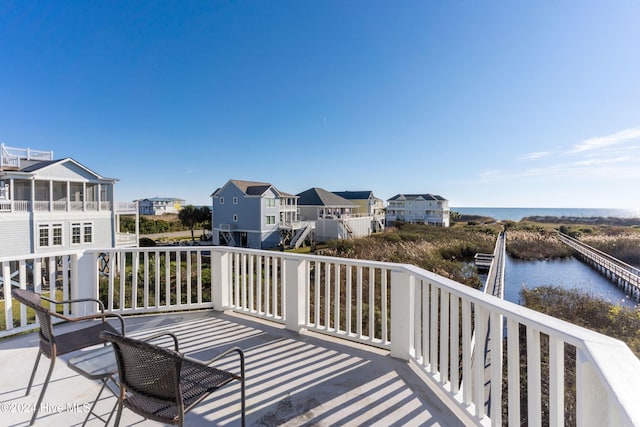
(0, 143, 137, 258)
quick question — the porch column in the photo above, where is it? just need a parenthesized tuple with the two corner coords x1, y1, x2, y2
(390, 269, 414, 360)
(284, 255, 307, 332)
(211, 249, 230, 310)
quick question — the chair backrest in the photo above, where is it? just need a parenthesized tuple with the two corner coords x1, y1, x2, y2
(101, 331, 183, 404)
(11, 287, 55, 345)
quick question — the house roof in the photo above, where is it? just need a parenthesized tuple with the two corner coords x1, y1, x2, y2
(332, 191, 376, 200)
(297, 188, 358, 207)
(387, 193, 447, 202)
(211, 179, 297, 198)
(8, 158, 116, 182)
(137, 197, 185, 203)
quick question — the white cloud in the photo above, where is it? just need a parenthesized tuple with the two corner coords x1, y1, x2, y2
(520, 151, 551, 160)
(571, 127, 640, 153)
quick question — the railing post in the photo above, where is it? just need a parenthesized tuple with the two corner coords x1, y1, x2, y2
(576, 348, 607, 426)
(284, 256, 307, 332)
(211, 250, 230, 311)
(390, 268, 414, 360)
(72, 252, 99, 316)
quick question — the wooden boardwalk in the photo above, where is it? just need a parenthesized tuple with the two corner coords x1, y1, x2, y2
(558, 232, 640, 300)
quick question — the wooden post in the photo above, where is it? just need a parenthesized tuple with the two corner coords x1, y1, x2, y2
(211, 249, 230, 311)
(390, 269, 414, 360)
(284, 256, 307, 332)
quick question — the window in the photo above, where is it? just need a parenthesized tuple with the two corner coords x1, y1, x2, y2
(266, 198, 276, 207)
(220, 197, 224, 204)
(38, 223, 63, 247)
(72, 223, 81, 244)
(233, 196, 238, 204)
(52, 225, 63, 246)
(266, 215, 275, 225)
(84, 223, 93, 243)
(233, 214, 238, 222)
(71, 222, 93, 244)
(39, 225, 49, 247)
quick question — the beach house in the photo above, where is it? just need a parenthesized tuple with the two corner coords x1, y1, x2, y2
(210, 179, 301, 249)
(136, 197, 185, 215)
(386, 193, 450, 227)
(0, 144, 137, 257)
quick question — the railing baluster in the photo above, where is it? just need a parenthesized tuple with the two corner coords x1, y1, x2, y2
(413, 279, 423, 364)
(257, 255, 263, 314)
(143, 251, 149, 308)
(186, 250, 192, 306)
(346, 264, 352, 335)
(507, 319, 521, 426)
(165, 250, 170, 306)
(421, 280, 429, 369)
(248, 254, 254, 312)
(154, 251, 160, 308)
(369, 267, 375, 342)
(441, 289, 450, 385)
(473, 305, 487, 419)
(356, 266, 363, 338)
(450, 294, 460, 394)
(334, 263, 341, 332)
(430, 284, 438, 374)
(265, 256, 271, 316)
(324, 262, 330, 330)
(549, 336, 564, 427)
(527, 326, 542, 427)
(382, 268, 388, 343)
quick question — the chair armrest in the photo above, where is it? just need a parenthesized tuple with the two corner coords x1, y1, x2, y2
(41, 295, 107, 313)
(49, 311, 127, 335)
(142, 332, 180, 351)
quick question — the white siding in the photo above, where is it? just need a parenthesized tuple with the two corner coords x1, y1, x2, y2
(35, 162, 97, 181)
(0, 217, 31, 256)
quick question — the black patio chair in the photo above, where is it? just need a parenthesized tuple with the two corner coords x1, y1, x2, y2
(11, 287, 125, 425)
(100, 330, 246, 427)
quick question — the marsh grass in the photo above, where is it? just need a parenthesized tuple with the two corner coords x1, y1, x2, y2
(322, 222, 499, 289)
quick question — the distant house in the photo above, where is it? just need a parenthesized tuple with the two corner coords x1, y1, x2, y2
(386, 193, 450, 227)
(332, 190, 385, 232)
(0, 143, 137, 257)
(137, 197, 185, 215)
(297, 187, 374, 241)
(210, 179, 300, 249)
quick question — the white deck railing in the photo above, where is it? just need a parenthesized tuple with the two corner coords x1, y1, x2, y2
(1, 247, 639, 426)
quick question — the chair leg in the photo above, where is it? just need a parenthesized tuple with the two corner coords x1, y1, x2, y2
(26, 351, 42, 396)
(29, 355, 56, 426)
(114, 399, 124, 427)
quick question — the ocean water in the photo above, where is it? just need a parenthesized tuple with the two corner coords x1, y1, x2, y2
(452, 207, 640, 222)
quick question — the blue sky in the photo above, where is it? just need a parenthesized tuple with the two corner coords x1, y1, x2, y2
(2, 1, 639, 208)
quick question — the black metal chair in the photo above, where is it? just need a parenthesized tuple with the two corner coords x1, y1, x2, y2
(11, 287, 125, 425)
(100, 330, 246, 427)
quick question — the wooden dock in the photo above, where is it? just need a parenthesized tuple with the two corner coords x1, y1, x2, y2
(558, 232, 640, 300)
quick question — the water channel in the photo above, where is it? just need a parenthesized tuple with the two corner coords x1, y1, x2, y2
(503, 254, 638, 309)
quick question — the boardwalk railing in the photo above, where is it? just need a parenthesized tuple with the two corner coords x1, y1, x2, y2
(558, 232, 640, 299)
(2, 247, 640, 426)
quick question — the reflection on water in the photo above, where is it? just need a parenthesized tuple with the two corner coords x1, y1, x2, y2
(504, 255, 637, 309)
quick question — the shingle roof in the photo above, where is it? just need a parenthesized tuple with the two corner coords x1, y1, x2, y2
(297, 188, 358, 207)
(332, 191, 374, 200)
(19, 160, 59, 172)
(387, 193, 447, 202)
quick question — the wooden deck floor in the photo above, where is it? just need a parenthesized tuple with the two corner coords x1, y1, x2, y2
(0, 310, 469, 426)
